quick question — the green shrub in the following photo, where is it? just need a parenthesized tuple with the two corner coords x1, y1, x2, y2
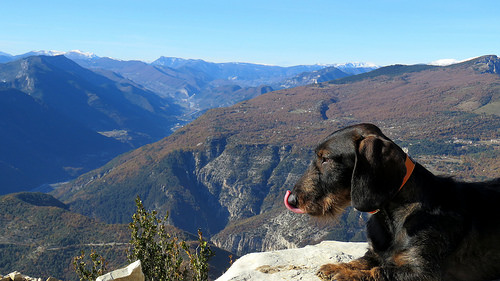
(73, 196, 213, 281)
(127, 196, 213, 281)
(72, 249, 107, 281)
(185, 230, 214, 281)
(127, 196, 187, 281)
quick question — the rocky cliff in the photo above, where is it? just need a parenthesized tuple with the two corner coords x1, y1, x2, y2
(54, 138, 368, 255)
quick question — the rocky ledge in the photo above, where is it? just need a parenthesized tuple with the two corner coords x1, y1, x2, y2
(216, 241, 368, 281)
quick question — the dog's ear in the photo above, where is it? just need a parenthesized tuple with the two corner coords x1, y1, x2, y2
(351, 135, 407, 212)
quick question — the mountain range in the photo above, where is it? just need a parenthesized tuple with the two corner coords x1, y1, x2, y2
(0, 51, 375, 194)
(51, 55, 500, 258)
(70, 53, 377, 116)
(1, 51, 378, 115)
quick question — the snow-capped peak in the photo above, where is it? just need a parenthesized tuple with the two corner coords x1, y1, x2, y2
(27, 50, 66, 57)
(333, 62, 379, 69)
(64, 50, 98, 60)
(429, 59, 460, 66)
(429, 57, 479, 66)
(16, 50, 99, 61)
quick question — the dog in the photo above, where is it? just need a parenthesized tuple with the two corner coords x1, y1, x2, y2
(284, 123, 500, 281)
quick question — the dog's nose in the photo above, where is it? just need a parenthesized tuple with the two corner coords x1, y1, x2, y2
(284, 190, 305, 213)
(287, 193, 299, 208)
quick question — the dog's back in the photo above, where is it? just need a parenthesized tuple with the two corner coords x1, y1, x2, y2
(443, 178, 500, 281)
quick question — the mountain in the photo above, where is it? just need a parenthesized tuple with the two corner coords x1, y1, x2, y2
(152, 56, 326, 87)
(278, 66, 351, 88)
(0, 50, 98, 62)
(0, 55, 183, 145)
(0, 52, 13, 63)
(333, 62, 379, 75)
(52, 55, 500, 257)
(61, 50, 98, 60)
(0, 55, 184, 193)
(71, 56, 212, 106)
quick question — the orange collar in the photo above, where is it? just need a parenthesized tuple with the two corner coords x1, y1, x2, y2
(399, 155, 416, 192)
(368, 155, 415, 214)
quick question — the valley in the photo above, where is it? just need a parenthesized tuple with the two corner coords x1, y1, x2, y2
(1, 52, 499, 279)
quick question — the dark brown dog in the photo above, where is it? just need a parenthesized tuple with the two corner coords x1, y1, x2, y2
(284, 123, 500, 281)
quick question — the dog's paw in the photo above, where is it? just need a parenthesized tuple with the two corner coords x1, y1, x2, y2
(316, 264, 336, 280)
(316, 264, 348, 280)
(317, 263, 381, 281)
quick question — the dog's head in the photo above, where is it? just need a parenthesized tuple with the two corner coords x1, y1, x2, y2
(284, 123, 409, 217)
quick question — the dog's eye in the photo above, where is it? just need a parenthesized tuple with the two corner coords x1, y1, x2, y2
(321, 157, 330, 165)
(333, 155, 343, 163)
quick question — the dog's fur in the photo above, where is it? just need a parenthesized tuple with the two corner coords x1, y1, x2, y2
(287, 123, 500, 281)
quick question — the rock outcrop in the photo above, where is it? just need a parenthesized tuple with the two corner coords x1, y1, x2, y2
(0, 272, 60, 281)
(96, 260, 144, 281)
(211, 210, 334, 256)
(216, 241, 368, 281)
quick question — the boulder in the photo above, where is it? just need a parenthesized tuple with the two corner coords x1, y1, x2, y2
(8, 272, 24, 281)
(216, 241, 368, 281)
(96, 260, 144, 281)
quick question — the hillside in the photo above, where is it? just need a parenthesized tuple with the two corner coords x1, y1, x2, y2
(0, 192, 233, 280)
(53, 55, 500, 256)
(0, 88, 128, 194)
(0, 55, 183, 146)
(0, 192, 130, 280)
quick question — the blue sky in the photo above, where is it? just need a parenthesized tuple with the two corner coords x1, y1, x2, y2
(2, 0, 500, 66)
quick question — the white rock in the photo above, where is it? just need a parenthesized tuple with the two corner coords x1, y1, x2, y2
(7, 272, 24, 281)
(216, 241, 368, 281)
(96, 260, 144, 281)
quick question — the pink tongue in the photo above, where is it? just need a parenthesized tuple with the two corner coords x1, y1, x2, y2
(284, 190, 305, 214)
